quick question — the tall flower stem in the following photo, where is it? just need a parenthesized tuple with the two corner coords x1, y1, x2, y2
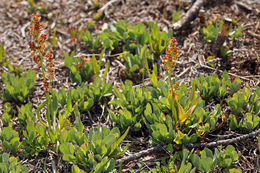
(29, 14, 54, 93)
(162, 37, 180, 96)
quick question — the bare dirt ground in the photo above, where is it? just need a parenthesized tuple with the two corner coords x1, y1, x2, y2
(0, 0, 260, 172)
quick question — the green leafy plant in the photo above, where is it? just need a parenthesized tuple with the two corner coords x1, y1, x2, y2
(59, 126, 129, 172)
(17, 90, 73, 156)
(153, 146, 241, 173)
(0, 153, 28, 173)
(148, 21, 172, 58)
(201, 18, 243, 58)
(227, 87, 257, 116)
(58, 77, 112, 113)
(229, 112, 260, 132)
(80, 30, 102, 53)
(206, 56, 216, 68)
(195, 72, 241, 102)
(143, 40, 224, 145)
(0, 127, 21, 154)
(0, 42, 7, 73)
(216, 145, 241, 170)
(2, 102, 16, 127)
(27, 0, 47, 13)
(191, 145, 240, 172)
(64, 51, 105, 84)
(40, 90, 73, 152)
(84, 77, 113, 103)
(93, 11, 104, 21)
(71, 164, 85, 173)
(220, 45, 232, 59)
(108, 80, 152, 131)
(2, 69, 36, 103)
(144, 81, 214, 145)
(97, 20, 149, 53)
(17, 103, 34, 126)
(22, 115, 50, 156)
(80, 20, 171, 58)
(17, 103, 49, 156)
(87, 19, 95, 30)
(2, 112, 10, 127)
(201, 19, 224, 43)
(228, 87, 260, 131)
(230, 26, 243, 39)
(172, 11, 182, 23)
(91, 0, 100, 9)
(122, 45, 152, 75)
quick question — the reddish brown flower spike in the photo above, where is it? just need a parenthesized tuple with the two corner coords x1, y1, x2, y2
(32, 14, 41, 23)
(29, 42, 36, 51)
(29, 13, 55, 93)
(174, 81, 180, 90)
(43, 80, 49, 93)
(46, 53, 53, 62)
(40, 33, 47, 41)
(162, 37, 180, 70)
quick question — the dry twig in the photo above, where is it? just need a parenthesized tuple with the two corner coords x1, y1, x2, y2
(186, 128, 260, 148)
(116, 128, 260, 164)
(172, 0, 205, 30)
(98, 0, 120, 12)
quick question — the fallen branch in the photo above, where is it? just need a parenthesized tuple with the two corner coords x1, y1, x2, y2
(116, 127, 260, 164)
(186, 127, 260, 148)
(116, 144, 164, 165)
(172, 0, 205, 30)
(199, 63, 253, 81)
(235, 1, 252, 13)
(98, 0, 119, 12)
(247, 30, 260, 40)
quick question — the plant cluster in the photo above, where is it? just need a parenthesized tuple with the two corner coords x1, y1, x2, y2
(228, 87, 260, 131)
(195, 71, 241, 102)
(0, 153, 29, 173)
(73, 20, 172, 78)
(201, 18, 243, 58)
(58, 77, 112, 112)
(201, 18, 242, 43)
(59, 126, 129, 172)
(1, 13, 259, 173)
(2, 69, 36, 103)
(149, 145, 241, 173)
(64, 51, 108, 84)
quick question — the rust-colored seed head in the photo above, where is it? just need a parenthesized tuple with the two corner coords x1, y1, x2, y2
(46, 53, 53, 62)
(33, 54, 41, 69)
(29, 42, 37, 54)
(40, 33, 47, 41)
(43, 79, 49, 93)
(46, 53, 54, 80)
(29, 13, 55, 93)
(30, 14, 43, 40)
(174, 81, 180, 90)
(163, 37, 180, 70)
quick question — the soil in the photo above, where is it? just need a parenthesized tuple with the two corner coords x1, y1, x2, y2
(0, 0, 259, 172)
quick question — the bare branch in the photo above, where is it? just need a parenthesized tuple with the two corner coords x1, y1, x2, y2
(173, 0, 205, 30)
(116, 128, 260, 164)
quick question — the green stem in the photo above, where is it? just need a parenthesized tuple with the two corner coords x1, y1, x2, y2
(168, 67, 174, 95)
(40, 58, 46, 81)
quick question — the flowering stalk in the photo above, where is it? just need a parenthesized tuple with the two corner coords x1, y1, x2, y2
(29, 14, 54, 93)
(162, 37, 180, 96)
